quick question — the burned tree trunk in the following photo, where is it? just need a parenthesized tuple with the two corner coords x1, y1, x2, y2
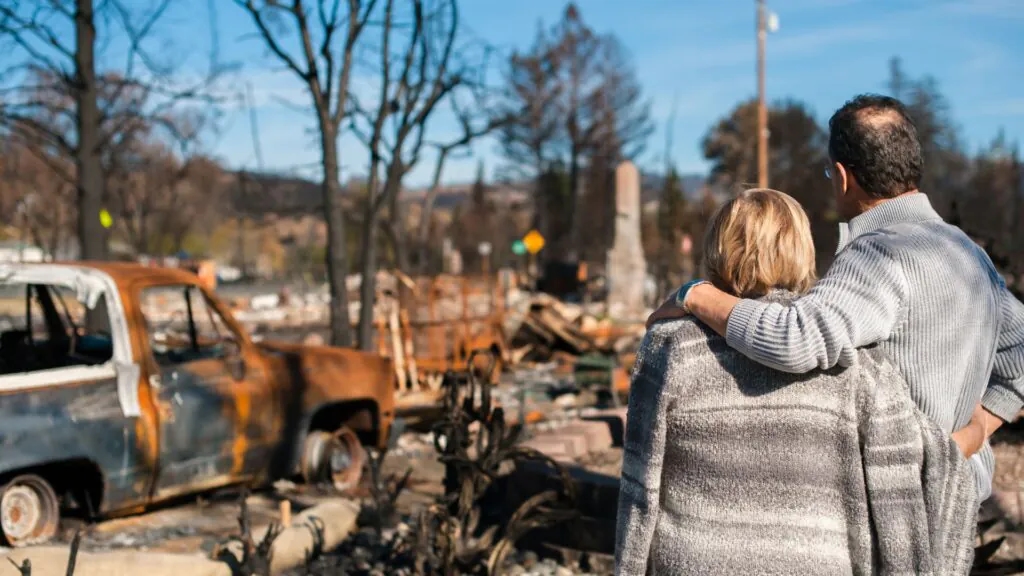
(357, 187, 380, 351)
(237, 0, 376, 348)
(321, 123, 353, 348)
(74, 0, 108, 260)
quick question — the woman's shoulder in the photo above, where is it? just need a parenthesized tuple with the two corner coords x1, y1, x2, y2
(643, 316, 720, 349)
(636, 317, 721, 369)
(632, 317, 722, 394)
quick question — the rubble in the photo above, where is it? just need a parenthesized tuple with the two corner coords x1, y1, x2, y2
(211, 270, 646, 430)
(280, 350, 589, 575)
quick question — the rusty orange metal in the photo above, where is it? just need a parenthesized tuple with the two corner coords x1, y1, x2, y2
(374, 273, 509, 414)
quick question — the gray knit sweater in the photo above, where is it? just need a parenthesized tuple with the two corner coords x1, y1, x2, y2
(725, 193, 1024, 500)
(616, 296, 978, 575)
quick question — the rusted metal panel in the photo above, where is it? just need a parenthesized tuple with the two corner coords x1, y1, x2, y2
(375, 274, 509, 417)
(0, 378, 152, 514)
(257, 341, 396, 448)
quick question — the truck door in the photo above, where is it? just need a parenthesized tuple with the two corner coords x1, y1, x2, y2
(139, 284, 248, 496)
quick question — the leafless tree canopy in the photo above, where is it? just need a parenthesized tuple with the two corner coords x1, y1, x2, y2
(236, 0, 378, 347)
(0, 0, 226, 260)
(346, 0, 500, 350)
(496, 3, 653, 263)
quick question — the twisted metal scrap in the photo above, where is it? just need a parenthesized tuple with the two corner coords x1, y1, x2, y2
(364, 421, 413, 540)
(429, 349, 579, 576)
(212, 487, 282, 576)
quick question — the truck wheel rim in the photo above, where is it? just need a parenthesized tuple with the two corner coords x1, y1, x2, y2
(329, 428, 366, 492)
(0, 476, 60, 546)
(300, 430, 332, 484)
(2, 485, 43, 542)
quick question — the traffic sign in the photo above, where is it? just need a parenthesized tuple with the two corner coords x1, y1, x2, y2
(522, 229, 545, 254)
(511, 240, 526, 256)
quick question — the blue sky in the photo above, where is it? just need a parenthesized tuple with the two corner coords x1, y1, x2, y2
(179, 0, 1024, 186)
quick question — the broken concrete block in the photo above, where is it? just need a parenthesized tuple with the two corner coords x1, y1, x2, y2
(556, 421, 614, 454)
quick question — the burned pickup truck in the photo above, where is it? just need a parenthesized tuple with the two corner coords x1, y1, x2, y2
(0, 262, 395, 546)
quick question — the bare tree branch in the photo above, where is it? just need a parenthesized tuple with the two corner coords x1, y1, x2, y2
(235, 1, 311, 81)
(236, 0, 375, 347)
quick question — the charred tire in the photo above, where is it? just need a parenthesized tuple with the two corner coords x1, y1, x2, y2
(0, 474, 60, 547)
(300, 427, 367, 492)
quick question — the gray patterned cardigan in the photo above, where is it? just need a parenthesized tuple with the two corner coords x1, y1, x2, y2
(615, 292, 978, 576)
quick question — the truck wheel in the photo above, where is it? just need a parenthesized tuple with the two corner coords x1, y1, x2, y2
(301, 427, 367, 493)
(0, 474, 60, 547)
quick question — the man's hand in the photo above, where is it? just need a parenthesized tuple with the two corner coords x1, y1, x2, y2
(646, 283, 739, 337)
(952, 420, 986, 459)
(952, 404, 1005, 458)
(645, 293, 689, 329)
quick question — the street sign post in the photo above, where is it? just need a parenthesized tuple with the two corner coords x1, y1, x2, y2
(478, 242, 492, 276)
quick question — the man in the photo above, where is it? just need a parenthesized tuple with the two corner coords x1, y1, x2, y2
(647, 94, 1024, 500)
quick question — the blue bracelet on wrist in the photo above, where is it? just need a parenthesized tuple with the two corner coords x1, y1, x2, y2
(674, 279, 709, 313)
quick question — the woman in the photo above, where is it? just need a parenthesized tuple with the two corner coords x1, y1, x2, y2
(615, 189, 977, 575)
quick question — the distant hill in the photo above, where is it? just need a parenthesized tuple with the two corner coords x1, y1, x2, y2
(640, 173, 708, 204)
(400, 182, 532, 210)
(226, 169, 713, 218)
(228, 171, 325, 216)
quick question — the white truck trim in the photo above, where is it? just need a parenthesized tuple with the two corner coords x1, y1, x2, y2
(0, 264, 140, 417)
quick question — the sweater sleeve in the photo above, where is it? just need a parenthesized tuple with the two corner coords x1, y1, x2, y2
(725, 235, 908, 374)
(982, 286, 1024, 421)
(615, 330, 676, 576)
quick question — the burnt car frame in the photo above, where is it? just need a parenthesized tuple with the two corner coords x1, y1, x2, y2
(0, 262, 395, 546)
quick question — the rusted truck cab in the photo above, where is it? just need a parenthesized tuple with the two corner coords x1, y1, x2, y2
(0, 263, 394, 546)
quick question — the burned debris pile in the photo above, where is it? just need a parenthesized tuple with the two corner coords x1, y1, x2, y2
(507, 294, 641, 365)
(505, 295, 642, 409)
(290, 350, 582, 576)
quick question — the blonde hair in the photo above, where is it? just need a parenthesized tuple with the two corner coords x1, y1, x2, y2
(702, 188, 816, 298)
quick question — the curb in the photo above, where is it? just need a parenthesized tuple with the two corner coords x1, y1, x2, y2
(0, 498, 360, 576)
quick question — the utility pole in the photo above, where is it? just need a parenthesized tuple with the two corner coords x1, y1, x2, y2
(237, 83, 265, 281)
(756, 0, 769, 189)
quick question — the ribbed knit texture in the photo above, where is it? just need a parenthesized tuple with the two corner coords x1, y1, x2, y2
(725, 193, 1024, 501)
(616, 294, 978, 575)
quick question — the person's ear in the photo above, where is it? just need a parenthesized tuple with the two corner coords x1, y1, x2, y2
(834, 162, 849, 194)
